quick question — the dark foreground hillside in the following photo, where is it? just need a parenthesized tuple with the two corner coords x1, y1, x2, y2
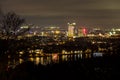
(5, 55, 120, 80)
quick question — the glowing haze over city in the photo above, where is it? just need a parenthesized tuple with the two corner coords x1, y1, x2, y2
(1, 0, 120, 28)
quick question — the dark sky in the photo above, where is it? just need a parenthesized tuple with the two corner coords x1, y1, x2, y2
(1, 0, 120, 28)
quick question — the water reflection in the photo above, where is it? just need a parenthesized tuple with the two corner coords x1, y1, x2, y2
(7, 49, 103, 68)
(19, 58, 23, 64)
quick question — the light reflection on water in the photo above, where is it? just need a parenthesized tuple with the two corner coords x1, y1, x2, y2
(7, 49, 96, 68)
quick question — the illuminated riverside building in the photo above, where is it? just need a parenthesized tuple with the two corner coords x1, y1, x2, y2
(67, 23, 76, 38)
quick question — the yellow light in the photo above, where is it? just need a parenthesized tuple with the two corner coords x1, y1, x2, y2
(29, 57, 34, 62)
(19, 58, 23, 64)
(55, 30, 60, 34)
(19, 51, 24, 55)
(35, 49, 41, 54)
(35, 57, 40, 65)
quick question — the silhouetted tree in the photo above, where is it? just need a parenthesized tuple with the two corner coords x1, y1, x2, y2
(0, 11, 30, 39)
(0, 11, 31, 57)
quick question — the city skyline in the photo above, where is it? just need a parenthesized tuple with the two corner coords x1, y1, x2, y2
(1, 0, 120, 28)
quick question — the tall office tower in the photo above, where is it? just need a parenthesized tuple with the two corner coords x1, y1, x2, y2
(67, 23, 76, 37)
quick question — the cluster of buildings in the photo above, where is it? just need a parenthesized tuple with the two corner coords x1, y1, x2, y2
(22, 23, 120, 39)
(20, 23, 88, 40)
(1, 22, 120, 40)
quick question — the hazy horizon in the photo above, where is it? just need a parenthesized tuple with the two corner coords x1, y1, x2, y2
(1, 0, 120, 29)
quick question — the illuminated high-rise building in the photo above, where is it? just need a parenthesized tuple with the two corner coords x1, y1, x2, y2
(67, 23, 76, 37)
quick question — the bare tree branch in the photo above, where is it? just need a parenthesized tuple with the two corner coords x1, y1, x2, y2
(0, 11, 30, 39)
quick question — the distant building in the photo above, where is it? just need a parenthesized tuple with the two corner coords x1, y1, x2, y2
(67, 23, 76, 38)
(109, 28, 120, 37)
(78, 28, 87, 37)
(93, 52, 103, 57)
(40, 26, 67, 40)
(87, 28, 105, 37)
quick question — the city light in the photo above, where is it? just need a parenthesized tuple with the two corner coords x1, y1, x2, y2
(1, 0, 120, 79)
(82, 28, 87, 35)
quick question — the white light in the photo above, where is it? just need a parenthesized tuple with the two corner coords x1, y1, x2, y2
(72, 23, 76, 25)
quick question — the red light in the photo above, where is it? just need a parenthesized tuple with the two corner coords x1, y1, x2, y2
(82, 28, 87, 35)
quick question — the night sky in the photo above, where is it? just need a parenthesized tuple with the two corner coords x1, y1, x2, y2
(1, 0, 120, 28)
